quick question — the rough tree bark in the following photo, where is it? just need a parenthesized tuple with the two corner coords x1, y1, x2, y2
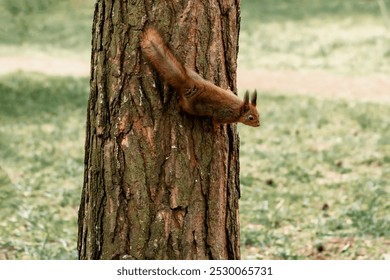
(78, 0, 241, 260)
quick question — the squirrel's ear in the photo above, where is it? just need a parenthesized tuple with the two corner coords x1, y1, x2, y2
(244, 90, 249, 104)
(251, 90, 257, 106)
(243, 91, 250, 110)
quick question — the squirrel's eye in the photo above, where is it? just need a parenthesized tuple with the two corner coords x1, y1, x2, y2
(248, 115, 254, 121)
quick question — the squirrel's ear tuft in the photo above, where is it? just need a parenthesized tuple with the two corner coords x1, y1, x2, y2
(244, 90, 250, 104)
(242, 91, 250, 111)
(251, 90, 257, 106)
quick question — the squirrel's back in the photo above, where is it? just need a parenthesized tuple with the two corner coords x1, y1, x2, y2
(140, 27, 260, 127)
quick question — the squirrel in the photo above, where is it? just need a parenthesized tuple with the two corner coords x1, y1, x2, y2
(140, 27, 260, 127)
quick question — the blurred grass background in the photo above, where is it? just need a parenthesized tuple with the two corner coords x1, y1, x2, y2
(240, 0, 390, 74)
(0, 0, 92, 54)
(0, 0, 389, 259)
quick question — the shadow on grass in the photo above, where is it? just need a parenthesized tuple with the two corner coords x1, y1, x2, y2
(0, 72, 88, 122)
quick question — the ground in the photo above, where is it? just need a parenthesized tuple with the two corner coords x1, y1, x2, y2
(1, 0, 389, 260)
(1, 54, 389, 103)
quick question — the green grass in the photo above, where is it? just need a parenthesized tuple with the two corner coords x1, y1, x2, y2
(1, 74, 388, 259)
(0, 0, 94, 56)
(239, 93, 390, 259)
(239, 0, 390, 75)
(0, 0, 389, 260)
(0, 74, 88, 259)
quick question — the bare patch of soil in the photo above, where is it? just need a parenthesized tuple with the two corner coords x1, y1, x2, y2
(1, 55, 389, 103)
(238, 68, 390, 103)
(0, 55, 89, 77)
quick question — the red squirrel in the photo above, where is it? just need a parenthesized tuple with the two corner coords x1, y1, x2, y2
(140, 27, 260, 127)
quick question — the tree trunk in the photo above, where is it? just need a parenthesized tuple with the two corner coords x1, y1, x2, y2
(78, 0, 241, 260)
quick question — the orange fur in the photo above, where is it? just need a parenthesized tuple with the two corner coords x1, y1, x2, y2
(140, 27, 260, 127)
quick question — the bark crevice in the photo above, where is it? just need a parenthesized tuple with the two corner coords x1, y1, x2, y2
(78, 0, 241, 260)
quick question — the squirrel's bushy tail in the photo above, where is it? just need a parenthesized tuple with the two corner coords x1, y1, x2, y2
(140, 27, 189, 89)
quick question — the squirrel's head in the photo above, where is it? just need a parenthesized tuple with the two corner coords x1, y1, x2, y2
(239, 90, 260, 127)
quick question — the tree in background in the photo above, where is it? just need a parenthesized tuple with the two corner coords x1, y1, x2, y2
(78, 0, 241, 260)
